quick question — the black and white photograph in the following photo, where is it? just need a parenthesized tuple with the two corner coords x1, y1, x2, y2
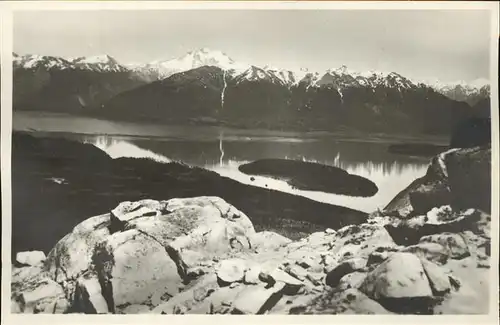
(1, 1, 499, 318)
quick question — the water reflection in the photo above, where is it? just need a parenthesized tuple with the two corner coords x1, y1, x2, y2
(82, 135, 171, 163)
(80, 134, 429, 212)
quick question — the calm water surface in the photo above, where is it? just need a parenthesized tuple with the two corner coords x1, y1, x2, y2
(14, 111, 438, 212)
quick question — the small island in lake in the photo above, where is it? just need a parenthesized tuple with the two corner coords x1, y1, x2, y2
(238, 158, 378, 197)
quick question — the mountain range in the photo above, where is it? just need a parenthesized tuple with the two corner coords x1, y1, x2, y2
(432, 81, 490, 106)
(13, 48, 491, 135)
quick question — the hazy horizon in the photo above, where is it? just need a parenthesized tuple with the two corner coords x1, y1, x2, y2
(13, 9, 493, 84)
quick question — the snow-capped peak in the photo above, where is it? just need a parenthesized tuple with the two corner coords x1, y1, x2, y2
(12, 52, 129, 73)
(13, 49, 490, 96)
(426, 77, 490, 105)
(140, 48, 250, 79)
(234, 65, 286, 85)
(329, 65, 350, 75)
(71, 54, 127, 72)
(262, 66, 315, 87)
(72, 54, 118, 65)
(179, 48, 233, 67)
(319, 66, 417, 90)
(468, 78, 490, 89)
(440, 78, 489, 90)
(13, 53, 73, 70)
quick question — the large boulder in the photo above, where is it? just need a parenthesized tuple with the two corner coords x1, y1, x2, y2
(359, 252, 436, 313)
(98, 230, 183, 312)
(385, 146, 491, 216)
(16, 251, 46, 267)
(360, 253, 433, 299)
(44, 213, 112, 283)
(215, 259, 247, 285)
(13, 197, 256, 313)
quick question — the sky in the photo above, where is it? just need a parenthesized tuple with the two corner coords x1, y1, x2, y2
(13, 9, 493, 84)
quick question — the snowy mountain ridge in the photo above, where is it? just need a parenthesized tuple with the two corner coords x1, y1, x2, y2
(70, 54, 129, 73)
(14, 53, 128, 73)
(129, 48, 251, 80)
(13, 49, 490, 96)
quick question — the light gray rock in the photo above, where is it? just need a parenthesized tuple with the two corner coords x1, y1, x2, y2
(269, 269, 304, 295)
(360, 252, 433, 300)
(297, 255, 322, 271)
(332, 224, 397, 261)
(215, 259, 247, 284)
(44, 213, 111, 283)
(111, 199, 165, 223)
(250, 231, 291, 251)
(166, 196, 256, 237)
(338, 271, 367, 291)
(75, 275, 110, 314)
(12, 265, 44, 284)
(403, 242, 449, 265)
(306, 272, 325, 286)
(334, 289, 392, 314)
(244, 265, 263, 285)
(232, 282, 285, 314)
(420, 233, 470, 259)
(103, 230, 182, 311)
(420, 259, 451, 296)
(120, 304, 151, 314)
(325, 258, 367, 287)
(325, 228, 336, 234)
(11, 299, 23, 313)
(152, 273, 220, 314)
(13, 278, 68, 314)
(16, 251, 46, 267)
(299, 288, 391, 314)
(285, 264, 308, 281)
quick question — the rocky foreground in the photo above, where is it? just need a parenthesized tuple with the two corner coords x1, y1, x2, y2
(11, 146, 491, 314)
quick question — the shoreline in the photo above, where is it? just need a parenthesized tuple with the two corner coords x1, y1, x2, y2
(12, 132, 369, 256)
(13, 110, 451, 146)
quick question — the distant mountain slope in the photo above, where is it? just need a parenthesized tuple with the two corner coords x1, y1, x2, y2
(13, 49, 490, 136)
(128, 48, 250, 82)
(100, 65, 481, 136)
(431, 79, 490, 106)
(13, 53, 147, 112)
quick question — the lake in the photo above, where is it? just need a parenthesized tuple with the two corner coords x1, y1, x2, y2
(13, 111, 445, 212)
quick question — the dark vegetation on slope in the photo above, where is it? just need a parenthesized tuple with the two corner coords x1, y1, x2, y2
(387, 99, 491, 157)
(84, 66, 486, 136)
(13, 67, 146, 113)
(12, 132, 368, 257)
(13, 62, 491, 138)
(450, 116, 491, 149)
(238, 158, 378, 197)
